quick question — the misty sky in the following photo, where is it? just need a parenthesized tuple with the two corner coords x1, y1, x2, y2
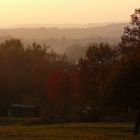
(0, 0, 139, 27)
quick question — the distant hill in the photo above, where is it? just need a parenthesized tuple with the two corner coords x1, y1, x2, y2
(0, 22, 128, 61)
(0, 23, 128, 39)
(2, 22, 127, 29)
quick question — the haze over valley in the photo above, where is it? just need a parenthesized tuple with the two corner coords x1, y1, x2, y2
(0, 22, 127, 61)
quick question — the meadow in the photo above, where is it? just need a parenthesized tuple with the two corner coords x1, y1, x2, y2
(0, 122, 139, 140)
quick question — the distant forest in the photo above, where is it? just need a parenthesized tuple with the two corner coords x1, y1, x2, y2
(0, 23, 126, 62)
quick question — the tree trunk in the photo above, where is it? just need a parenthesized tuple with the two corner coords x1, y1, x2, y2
(134, 110, 140, 135)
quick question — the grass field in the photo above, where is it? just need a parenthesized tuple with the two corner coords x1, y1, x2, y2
(0, 122, 139, 140)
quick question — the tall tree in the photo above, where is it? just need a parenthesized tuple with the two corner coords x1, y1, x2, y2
(79, 43, 114, 111)
(121, 8, 140, 54)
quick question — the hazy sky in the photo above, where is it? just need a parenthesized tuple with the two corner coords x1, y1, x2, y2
(0, 0, 139, 26)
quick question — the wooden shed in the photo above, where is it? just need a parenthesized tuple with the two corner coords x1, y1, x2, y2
(8, 104, 39, 117)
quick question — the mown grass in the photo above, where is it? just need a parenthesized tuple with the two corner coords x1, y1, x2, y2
(0, 122, 139, 140)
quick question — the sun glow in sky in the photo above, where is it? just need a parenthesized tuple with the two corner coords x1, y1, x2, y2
(0, 0, 139, 26)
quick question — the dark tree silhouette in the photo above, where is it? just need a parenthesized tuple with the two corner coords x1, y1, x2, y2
(79, 43, 114, 117)
(0, 39, 69, 116)
(121, 8, 140, 54)
(120, 8, 140, 135)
